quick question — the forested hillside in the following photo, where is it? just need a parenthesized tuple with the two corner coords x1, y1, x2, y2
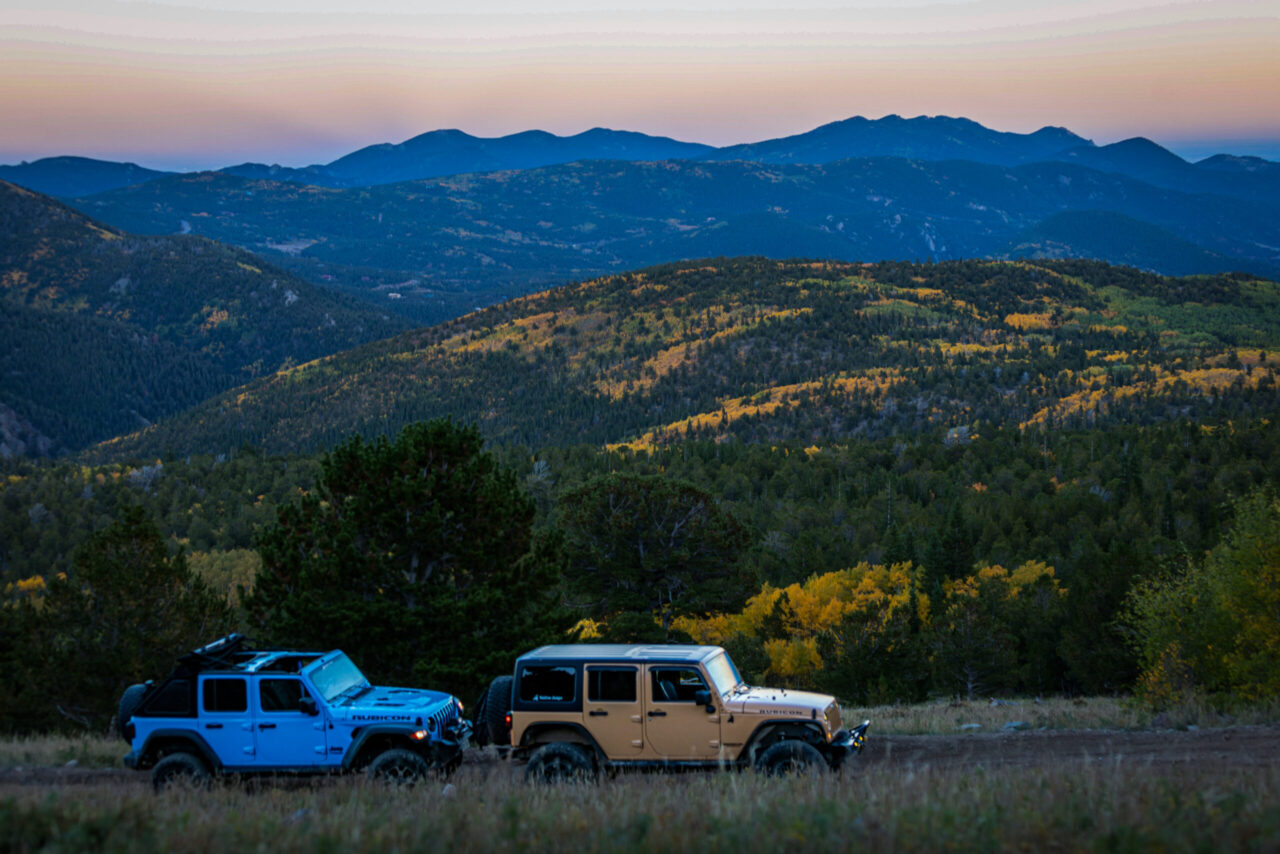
(72, 158, 1280, 323)
(6, 417, 1279, 698)
(0, 180, 411, 453)
(4, 255, 1278, 714)
(94, 257, 1280, 460)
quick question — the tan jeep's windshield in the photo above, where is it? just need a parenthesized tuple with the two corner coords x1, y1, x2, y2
(704, 652, 741, 694)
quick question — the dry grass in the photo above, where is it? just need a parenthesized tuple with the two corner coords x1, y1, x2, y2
(0, 734, 123, 770)
(1, 762, 1277, 853)
(857, 696, 1280, 735)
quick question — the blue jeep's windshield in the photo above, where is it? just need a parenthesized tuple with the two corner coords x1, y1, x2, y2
(704, 652, 742, 695)
(309, 653, 369, 703)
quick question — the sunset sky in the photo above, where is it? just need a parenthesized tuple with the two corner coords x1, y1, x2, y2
(2, 0, 1278, 170)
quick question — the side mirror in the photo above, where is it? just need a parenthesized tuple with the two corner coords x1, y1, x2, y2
(694, 689, 714, 712)
(299, 696, 319, 716)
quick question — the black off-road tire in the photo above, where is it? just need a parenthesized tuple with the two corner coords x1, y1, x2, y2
(755, 740, 828, 777)
(151, 752, 211, 792)
(482, 675, 514, 747)
(524, 742, 596, 784)
(117, 684, 148, 742)
(367, 748, 431, 786)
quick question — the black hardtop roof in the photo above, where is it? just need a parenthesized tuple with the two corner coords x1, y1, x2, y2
(517, 644, 725, 664)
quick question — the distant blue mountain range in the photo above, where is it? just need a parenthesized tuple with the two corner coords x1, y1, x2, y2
(5, 115, 1275, 202)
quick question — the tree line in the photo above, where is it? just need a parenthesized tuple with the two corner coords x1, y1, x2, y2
(3, 416, 1278, 733)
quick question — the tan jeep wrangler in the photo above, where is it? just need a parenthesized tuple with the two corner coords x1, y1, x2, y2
(475, 643, 869, 781)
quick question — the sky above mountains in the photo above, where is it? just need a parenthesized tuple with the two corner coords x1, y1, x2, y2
(3, 0, 1278, 170)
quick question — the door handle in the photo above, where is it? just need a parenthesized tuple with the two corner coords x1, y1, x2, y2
(588, 710, 608, 717)
(205, 723, 223, 730)
(258, 723, 277, 730)
(647, 710, 667, 718)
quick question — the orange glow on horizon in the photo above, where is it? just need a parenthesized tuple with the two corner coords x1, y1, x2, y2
(2, 1, 1277, 169)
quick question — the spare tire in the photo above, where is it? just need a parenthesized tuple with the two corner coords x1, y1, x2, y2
(483, 675, 514, 747)
(117, 683, 148, 742)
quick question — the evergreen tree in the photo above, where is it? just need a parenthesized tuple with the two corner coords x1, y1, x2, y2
(557, 472, 753, 639)
(248, 419, 572, 698)
(22, 507, 231, 731)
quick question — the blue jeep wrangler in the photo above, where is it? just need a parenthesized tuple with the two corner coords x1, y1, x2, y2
(119, 634, 471, 790)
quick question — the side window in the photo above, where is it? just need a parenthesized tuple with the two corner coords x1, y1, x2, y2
(203, 678, 247, 713)
(587, 667, 637, 703)
(650, 667, 707, 703)
(518, 664, 577, 704)
(259, 678, 308, 713)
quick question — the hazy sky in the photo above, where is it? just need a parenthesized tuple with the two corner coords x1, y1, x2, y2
(2, 0, 1277, 169)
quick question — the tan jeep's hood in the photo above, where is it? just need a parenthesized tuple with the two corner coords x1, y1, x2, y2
(724, 686, 836, 721)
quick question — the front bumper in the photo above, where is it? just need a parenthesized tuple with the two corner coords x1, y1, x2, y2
(428, 718, 473, 765)
(827, 720, 870, 765)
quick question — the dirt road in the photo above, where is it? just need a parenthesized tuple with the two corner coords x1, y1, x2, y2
(863, 725, 1279, 770)
(2, 726, 1274, 789)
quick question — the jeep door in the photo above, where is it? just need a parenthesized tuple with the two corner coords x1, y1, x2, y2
(643, 665, 721, 760)
(582, 665, 643, 757)
(198, 675, 256, 767)
(252, 677, 330, 768)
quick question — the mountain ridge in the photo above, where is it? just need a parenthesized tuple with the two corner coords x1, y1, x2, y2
(8, 115, 1275, 198)
(87, 256, 1280, 462)
(0, 156, 172, 198)
(70, 155, 1280, 324)
(0, 179, 411, 453)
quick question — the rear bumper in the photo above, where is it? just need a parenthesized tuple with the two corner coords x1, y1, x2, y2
(122, 750, 139, 770)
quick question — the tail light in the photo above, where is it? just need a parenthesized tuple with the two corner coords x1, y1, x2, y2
(504, 713, 512, 730)
(124, 722, 135, 741)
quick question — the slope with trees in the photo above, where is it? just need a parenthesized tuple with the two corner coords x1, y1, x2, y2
(90, 257, 1280, 461)
(0, 180, 411, 453)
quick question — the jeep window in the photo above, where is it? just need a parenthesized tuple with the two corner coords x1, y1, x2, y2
(260, 678, 309, 713)
(587, 666, 637, 702)
(203, 678, 248, 713)
(142, 678, 193, 716)
(704, 652, 742, 695)
(309, 653, 370, 703)
(650, 667, 708, 703)
(518, 664, 577, 703)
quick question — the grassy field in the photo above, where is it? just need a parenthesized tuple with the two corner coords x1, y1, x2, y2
(3, 698, 1277, 852)
(2, 696, 1273, 770)
(2, 762, 1277, 853)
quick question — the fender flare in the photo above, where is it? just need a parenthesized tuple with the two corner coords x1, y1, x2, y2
(518, 722, 604, 763)
(136, 729, 222, 771)
(740, 720, 827, 763)
(343, 725, 431, 771)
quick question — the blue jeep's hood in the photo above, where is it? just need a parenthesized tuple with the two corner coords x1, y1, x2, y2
(334, 686, 455, 723)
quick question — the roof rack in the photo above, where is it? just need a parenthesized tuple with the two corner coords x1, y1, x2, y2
(176, 633, 256, 673)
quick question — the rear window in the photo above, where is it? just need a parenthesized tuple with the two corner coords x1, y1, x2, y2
(518, 664, 577, 704)
(141, 679, 192, 716)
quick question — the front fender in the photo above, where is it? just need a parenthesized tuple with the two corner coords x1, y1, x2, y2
(343, 724, 465, 770)
(741, 720, 828, 762)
